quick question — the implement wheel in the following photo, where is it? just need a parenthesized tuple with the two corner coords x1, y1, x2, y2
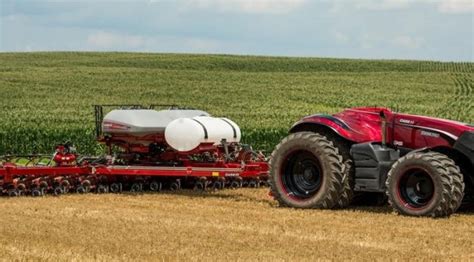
(8, 189, 19, 197)
(130, 183, 143, 193)
(269, 132, 345, 209)
(53, 186, 64, 196)
(149, 181, 162, 192)
(170, 180, 181, 191)
(97, 185, 108, 194)
(229, 180, 241, 189)
(76, 185, 86, 194)
(110, 183, 122, 193)
(31, 188, 42, 197)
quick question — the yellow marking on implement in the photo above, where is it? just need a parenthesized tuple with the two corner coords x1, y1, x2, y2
(212, 172, 219, 177)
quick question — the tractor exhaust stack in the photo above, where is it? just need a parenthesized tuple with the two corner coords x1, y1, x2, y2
(379, 110, 387, 147)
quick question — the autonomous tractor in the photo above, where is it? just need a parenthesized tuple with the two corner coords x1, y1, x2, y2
(270, 107, 473, 217)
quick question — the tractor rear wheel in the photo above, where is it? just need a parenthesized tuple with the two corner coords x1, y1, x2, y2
(333, 148, 354, 209)
(269, 132, 345, 209)
(386, 151, 464, 217)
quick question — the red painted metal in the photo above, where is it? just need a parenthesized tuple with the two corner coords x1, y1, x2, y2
(0, 163, 267, 183)
(291, 107, 474, 149)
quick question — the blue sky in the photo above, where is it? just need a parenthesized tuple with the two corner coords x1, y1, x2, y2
(1, 0, 473, 61)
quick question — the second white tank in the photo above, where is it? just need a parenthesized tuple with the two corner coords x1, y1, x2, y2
(164, 116, 241, 152)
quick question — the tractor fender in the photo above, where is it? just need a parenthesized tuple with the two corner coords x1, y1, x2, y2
(289, 114, 361, 143)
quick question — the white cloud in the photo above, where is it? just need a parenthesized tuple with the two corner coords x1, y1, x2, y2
(330, 0, 412, 12)
(1, 0, 472, 61)
(333, 31, 350, 43)
(355, 34, 425, 49)
(355, 0, 411, 10)
(185, 0, 308, 14)
(331, 0, 473, 13)
(392, 35, 425, 48)
(87, 31, 144, 49)
(359, 34, 379, 49)
(86, 31, 221, 52)
(438, 0, 474, 13)
(185, 38, 220, 51)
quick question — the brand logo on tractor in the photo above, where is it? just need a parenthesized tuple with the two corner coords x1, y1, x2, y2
(399, 119, 415, 125)
(421, 130, 440, 138)
(394, 140, 404, 146)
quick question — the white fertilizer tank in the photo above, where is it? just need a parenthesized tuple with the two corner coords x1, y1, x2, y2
(102, 109, 241, 152)
(165, 116, 241, 152)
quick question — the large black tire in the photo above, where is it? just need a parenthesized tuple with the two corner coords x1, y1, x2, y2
(445, 163, 465, 214)
(269, 132, 345, 209)
(458, 167, 473, 210)
(386, 151, 464, 217)
(315, 133, 354, 208)
(332, 144, 355, 209)
(334, 161, 354, 208)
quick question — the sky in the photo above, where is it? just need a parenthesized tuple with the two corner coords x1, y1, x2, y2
(0, 0, 473, 61)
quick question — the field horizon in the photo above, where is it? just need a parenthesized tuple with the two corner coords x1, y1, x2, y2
(4, 50, 473, 63)
(0, 52, 472, 155)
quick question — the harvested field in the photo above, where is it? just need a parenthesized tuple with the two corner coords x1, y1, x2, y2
(0, 189, 472, 260)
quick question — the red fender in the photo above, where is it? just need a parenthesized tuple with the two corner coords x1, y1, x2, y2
(289, 108, 392, 143)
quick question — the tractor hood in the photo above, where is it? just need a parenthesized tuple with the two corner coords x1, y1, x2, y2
(291, 107, 474, 146)
(337, 107, 474, 141)
(394, 112, 474, 141)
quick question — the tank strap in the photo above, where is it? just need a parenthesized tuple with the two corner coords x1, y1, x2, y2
(221, 118, 237, 139)
(192, 118, 208, 139)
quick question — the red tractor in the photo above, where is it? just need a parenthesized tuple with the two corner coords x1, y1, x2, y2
(269, 107, 473, 217)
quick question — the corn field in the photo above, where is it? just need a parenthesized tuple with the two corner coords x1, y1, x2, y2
(0, 52, 473, 155)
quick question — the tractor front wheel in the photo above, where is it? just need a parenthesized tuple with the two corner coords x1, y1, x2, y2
(386, 151, 464, 217)
(269, 132, 345, 209)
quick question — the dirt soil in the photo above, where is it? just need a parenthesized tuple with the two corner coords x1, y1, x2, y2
(0, 188, 473, 260)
